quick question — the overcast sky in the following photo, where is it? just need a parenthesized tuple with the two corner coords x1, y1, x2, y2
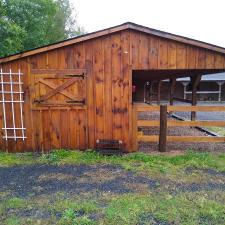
(73, 0, 225, 48)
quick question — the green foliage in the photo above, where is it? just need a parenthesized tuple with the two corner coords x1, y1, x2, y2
(0, 0, 25, 56)
(0, 0, 85, 57)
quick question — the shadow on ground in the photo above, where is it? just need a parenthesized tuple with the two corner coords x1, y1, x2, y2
(0, 164, 225, 198)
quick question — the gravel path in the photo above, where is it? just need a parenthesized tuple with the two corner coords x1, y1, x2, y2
(173, 101, 225, 121)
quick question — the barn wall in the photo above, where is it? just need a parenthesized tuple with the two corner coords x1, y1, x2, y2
(0, 58, 33, 152)
(130, 30, 225, 70)
(0, 30, 132, 152)
(1, 29, 225, 152)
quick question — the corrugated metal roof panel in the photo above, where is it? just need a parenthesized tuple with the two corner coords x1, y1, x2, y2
(177, 72, 225, 82)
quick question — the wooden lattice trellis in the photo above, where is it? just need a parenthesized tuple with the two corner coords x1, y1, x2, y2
(0, 69, 26, 140)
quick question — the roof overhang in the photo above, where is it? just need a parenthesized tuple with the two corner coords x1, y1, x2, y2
(132, 69, 225, 82)
(1, 22, 225, 64)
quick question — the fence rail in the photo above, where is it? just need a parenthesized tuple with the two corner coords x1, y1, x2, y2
(132, 103, 225, 152)
(138, 120, 225, 127)
(136, 104, 225, 112)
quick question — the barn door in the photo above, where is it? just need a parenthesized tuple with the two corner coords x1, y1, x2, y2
(32, 70, 86, 106)
(31, 69, 88, 151)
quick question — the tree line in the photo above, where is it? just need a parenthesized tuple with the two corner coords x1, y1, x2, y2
(0, 0, 84, 57)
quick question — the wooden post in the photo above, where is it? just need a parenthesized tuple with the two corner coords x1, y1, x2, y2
(157, 81, 162, 105)
(217, 82, 224, 102)
(169, 78, 176, 105)
(191, 75, 201, 121)
(149, 81, 153, 104)
(143, 82, 147, 103)
(159, 105, 167, 152)
(132, 104, 138, 152)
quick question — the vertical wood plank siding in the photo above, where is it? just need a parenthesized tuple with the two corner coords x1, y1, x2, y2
(0, 29, 225, 152)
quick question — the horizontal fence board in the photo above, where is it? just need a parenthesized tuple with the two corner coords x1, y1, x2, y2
(168, 105, 225, 112)
(138, 120, 225, 127)
(138, 120, 159, 126)
(136, 105, 160, 112)
(138, 135, 225, 143)
(135, 104, 225, 112)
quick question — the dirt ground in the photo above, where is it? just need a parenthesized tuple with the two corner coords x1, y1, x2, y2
(138, 111, 225, 152)
(0, 163, 225, 224)
(0, 150, 225, 224)
(1, 164, 224, 198)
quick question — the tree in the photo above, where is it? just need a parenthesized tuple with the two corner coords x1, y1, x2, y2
(49, 0, 85, 41)
(0, 0, 84, 57)
(0, 1, 25, 57)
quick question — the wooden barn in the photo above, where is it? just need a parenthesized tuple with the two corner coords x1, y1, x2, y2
(0, 22, 225, 153)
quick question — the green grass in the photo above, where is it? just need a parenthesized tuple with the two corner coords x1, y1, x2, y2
(0, 150, 225, 224)
(206, 126, 225, 136)
(104, 192, 225, 225)
(1, 149, 224, 172)
(1, 191, 224, 225)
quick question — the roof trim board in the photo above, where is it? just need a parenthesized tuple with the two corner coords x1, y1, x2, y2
(1, 22, 225, 64)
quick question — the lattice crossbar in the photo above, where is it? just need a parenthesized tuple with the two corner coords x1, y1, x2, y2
(0, 69, 26, 140)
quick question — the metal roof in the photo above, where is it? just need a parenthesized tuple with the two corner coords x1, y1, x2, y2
(177, 72, 225, 82)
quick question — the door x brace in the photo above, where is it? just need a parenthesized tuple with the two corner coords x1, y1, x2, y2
(34, 77, 82, 103)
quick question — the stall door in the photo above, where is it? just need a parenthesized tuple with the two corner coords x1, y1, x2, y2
(31, 69, 87, 151)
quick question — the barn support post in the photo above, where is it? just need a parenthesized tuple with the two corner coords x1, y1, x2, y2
(217, 82, 224, 102)
(143, 82, 147, 103)
(149, 82, 153, 104)
(191, 75, 202, 121)
(169, 78, 176, 105)
(157, 81, 162, 105)
(159, 105, 168, 152)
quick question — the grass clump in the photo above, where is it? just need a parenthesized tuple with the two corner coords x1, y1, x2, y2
(3, 216, 22, 225)
(0, 152, 35, 167)
(60, 209, 96, 225)
(42, 149, 106, 165)
(104, 192, 225, 225)
(52, 198, 98, 213)
(1, 197, 26, 209)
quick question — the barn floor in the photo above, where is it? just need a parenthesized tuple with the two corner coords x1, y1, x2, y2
(138, 111, 225, 152)
(0, 150, 225, 225)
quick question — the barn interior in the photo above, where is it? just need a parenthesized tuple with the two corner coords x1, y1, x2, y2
(132, 69, 225, 105)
